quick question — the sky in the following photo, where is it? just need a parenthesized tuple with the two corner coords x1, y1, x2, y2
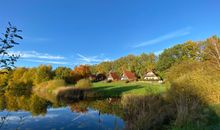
(0, 0, 220, 68)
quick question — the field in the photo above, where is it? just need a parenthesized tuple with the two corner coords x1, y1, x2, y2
(92, 81, 167, 98)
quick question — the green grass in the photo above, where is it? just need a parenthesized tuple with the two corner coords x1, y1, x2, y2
(92, 81, 167, 98)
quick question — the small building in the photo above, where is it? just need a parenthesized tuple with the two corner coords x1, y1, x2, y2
(89, 73, 106, 82)
(96, 73, 107, 81)
(121, 70, 137, 81)
(89, 74, 97, 82)
(144, 71, 160, 81)
(108, 71, 120, 81)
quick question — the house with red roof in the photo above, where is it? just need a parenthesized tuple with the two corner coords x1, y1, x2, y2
(107, 71, 120, 81)
(121, 70, 137, 81)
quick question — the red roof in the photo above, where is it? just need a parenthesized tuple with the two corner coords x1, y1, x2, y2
(123, 71, 137, 80)
(109, 72, 120, 80)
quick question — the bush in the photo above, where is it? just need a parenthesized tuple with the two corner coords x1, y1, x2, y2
(167, 65, 220, 127)
(106, 80, 112, 83)
(34, 79, 66, 94)
(168, 67, 220, 105)
(75, 79, 92, 89)
(166, 60, 201, 82)
(125, 80, 129, 83)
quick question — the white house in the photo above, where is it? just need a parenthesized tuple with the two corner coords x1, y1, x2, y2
(144, 71, 160, 81)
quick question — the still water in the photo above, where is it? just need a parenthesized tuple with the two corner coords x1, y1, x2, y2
(0, 92, 125, 130)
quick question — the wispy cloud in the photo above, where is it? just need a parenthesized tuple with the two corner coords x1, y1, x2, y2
(134, 27, 192, 48)
(76, 53, 110, 64)
(9, 51, 65, 60)
(23, 59, 69, 65)
(8, 50, 69, 65)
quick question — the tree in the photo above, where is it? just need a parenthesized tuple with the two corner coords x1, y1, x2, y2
(0, 23, 22, 71)
(35, 65, 53, 84)
(95, 61, 112, 74)
(73, 65, 91, 78)
(156, 41, 200, 74)
(54, 67, 72, 83)
(204, 36, 220, 71)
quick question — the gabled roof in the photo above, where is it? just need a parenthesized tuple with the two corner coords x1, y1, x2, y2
(108, 72, 120, 80)
(144, 71, 157, 77)
(123, 70, 137, 80)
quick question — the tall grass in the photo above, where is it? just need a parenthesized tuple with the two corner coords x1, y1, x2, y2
(121, 94, 175, 130)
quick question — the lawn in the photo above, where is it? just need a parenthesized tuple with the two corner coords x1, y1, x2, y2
(92, 81, 167, 98)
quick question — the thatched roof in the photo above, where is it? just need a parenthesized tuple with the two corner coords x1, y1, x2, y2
(144, 71, 157, 77)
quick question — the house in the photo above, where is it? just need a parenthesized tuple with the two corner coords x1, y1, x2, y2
(96, 73, 107, 81)
(144, 71, 160, 81)
(89, 74, 97, 82)
(121, 70, 137, 81)
(108, 71, 120, 81)
(89, 73, 106, 82)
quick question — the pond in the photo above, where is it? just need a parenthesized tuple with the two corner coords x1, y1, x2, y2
(0, 91, 125, 130)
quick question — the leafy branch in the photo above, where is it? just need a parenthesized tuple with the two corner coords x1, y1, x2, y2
(0, 22, 22, 72)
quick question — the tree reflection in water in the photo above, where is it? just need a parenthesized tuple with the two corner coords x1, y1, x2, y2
(0, 89, 124, 130)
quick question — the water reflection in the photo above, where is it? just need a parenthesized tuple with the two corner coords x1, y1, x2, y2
(0, 90, 124, 130)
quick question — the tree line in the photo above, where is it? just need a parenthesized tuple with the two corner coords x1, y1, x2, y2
(1, 34, 220, 91)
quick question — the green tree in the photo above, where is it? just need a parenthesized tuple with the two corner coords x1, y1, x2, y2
(156, 41, 200, 76)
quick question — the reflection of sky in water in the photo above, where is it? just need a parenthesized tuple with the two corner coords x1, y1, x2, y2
(0, 107, 124, 130)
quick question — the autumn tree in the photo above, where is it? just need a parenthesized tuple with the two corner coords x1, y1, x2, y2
(35, 65, 53, 84)
(73, 65, 91, 78)
(54, 67, 72, 83)
(6, 67, 33, 96)
(204, 36, 220, 71)
(95, 61, 112, 74)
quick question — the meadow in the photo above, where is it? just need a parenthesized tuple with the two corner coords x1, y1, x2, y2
(92, 81, 167, 97)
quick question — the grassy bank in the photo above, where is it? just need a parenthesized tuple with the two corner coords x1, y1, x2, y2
(34, 80, 167, 102)
(92, 81, 167, 98)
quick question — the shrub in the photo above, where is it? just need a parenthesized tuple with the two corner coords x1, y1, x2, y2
(166, 60, 201, 82)
(106, 80, 112, 83)
(167, 67, 220, 127)
(75, 79, 92, 89)
(34, 79, 66, 94)
(169, 68, 220, 105)
(125, 80, 129, 83)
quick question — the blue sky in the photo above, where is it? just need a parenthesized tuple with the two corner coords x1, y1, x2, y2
(1, 0, 220, 68)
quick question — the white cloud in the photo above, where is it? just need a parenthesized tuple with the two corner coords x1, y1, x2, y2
(76, 53, 110, 64)
(9, 51, 65, 60)
(134, 27, 192, 48)
(23, 59, 69, 65)
(8, 50, 69, 65)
